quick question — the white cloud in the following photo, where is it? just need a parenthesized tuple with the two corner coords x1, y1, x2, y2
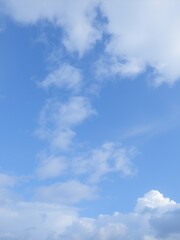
(1, 0, 101, 55)
(59, 190, 180, 240)
(61, 218, 127, 240)
(35, 180, 98, 205)
(0, 201, 77, 240)
(3, 1, 180, 83)
(0, 190, 179, 239)
(40, 64, 82, 93)
(36, 155, 67, 180)
(72, 142, 136, 182)
(37, 96, 95, 150)
(0, 188, 18, 205)
(35, 142, 136, 182)
(136, 190, 176, 213)
(99, 0, 180, 85)
(96, 56, 144, 79)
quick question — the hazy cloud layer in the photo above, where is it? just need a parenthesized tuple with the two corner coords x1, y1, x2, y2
(0, 201, 77, 240)
(0, 173, 17, 187)
(0, 190, 179, 239)
(35, 180, 98, 205)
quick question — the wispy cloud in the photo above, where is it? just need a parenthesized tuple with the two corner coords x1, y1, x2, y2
(35, 141, 137, 184)
(36, 96, 95, 151)
(35, 180, 98, 205)
(40, 63, 83, 93)
(122, 106, 180, 140)
(72, 142, 137, 183)
(36, 155, 67, 180)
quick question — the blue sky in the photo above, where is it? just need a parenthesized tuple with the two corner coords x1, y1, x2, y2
(1, 1, 180, 239)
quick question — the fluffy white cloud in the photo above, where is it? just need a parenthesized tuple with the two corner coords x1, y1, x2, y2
(1, 0, 101, 55)
(136, 190, 176, 213)
(40, 64, 82, 92)
(0, 190, 179, 239)
(3, 0, 180, 83)
(99, 0, 180, 85)
(60, 190, 180, 240)
(72, 142, 136, 182)
(37, 96, 95, 150)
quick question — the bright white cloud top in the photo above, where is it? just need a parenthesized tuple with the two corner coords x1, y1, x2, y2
(0, 0, 180, 239)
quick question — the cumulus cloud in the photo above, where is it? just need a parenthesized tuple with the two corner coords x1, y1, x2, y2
(150, 209, 180, 239)
(136, 190, 176, 213)
(99, 0, 180, 85)
(40, 64, 82, 93)
(37, 96, 95, 150)
(2, 0, 180, 83)
(60, 190, 180, 240)
(0, 190, 179, 239)
(60, 218, 127, 240)
(1, 0, 101, 55)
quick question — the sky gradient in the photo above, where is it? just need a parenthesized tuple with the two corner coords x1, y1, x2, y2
(0, 0, 180, 239)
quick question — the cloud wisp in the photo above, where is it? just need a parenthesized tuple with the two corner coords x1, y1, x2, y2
(36, 142, 136, 184)
(72, 142, 136, 183)
(40, 63, 83, 93)
(36, 96, 95, 151)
